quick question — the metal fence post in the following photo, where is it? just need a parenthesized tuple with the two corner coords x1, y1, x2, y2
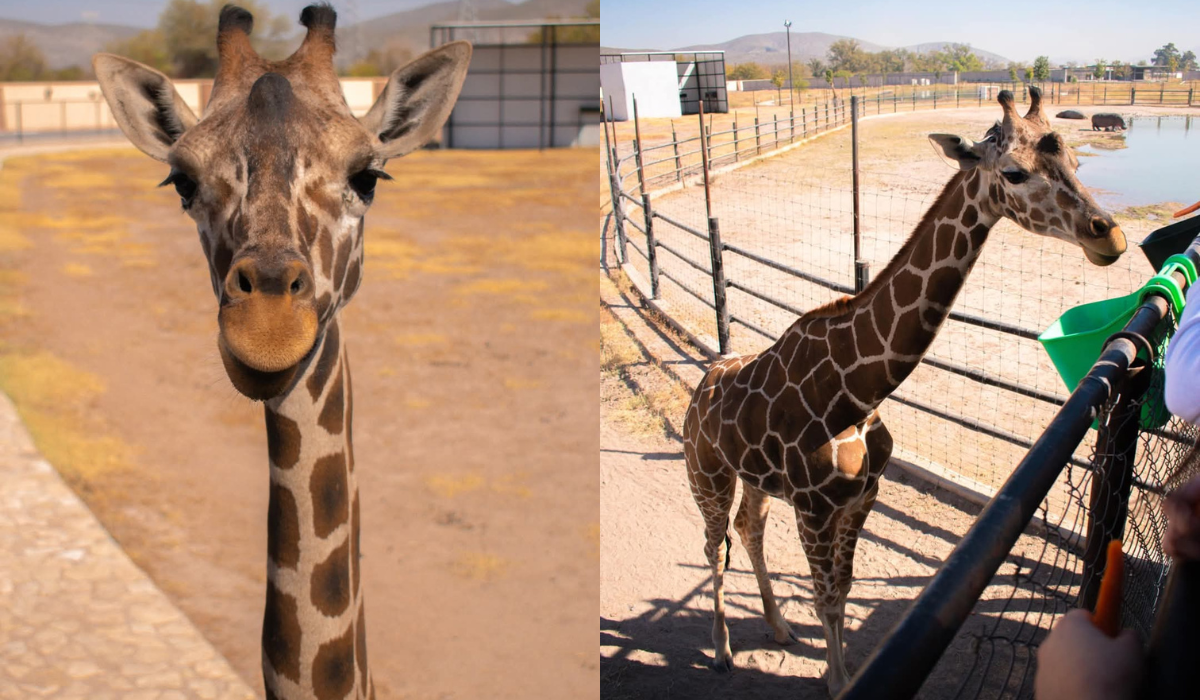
(643, 194, 660, 298)
(732, 117, 739, 160)
(1079, 365, 1150, 612)
(707, 217, 731, 354)
(851, 95, 869, 292)
(1132, 87, 1137, 105)
(698, 100, 730, 354)
(602, 100, 627, 265)
(670, 122, 682, 181)
(754, 116, 761, 154)
(15, 103, 22, 144)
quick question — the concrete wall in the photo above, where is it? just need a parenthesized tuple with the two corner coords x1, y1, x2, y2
(449, 43, 599, 148)
(1, 78, 386, 135)
(599, 60, 681, 122)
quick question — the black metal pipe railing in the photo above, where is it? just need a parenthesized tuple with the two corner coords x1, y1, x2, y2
(839, 241, 1198, 699)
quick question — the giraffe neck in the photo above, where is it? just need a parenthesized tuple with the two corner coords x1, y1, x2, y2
(261, 319, 372, 700)
(791, 168, 998, 412)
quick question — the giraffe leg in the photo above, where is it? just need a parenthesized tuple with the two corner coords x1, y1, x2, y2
(796, 507, 852, 697)
(733, 482, 797, 645)
(688, 455, 737, 673)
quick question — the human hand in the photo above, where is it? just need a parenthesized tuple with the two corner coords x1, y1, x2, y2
(1035, 609, 1143, 700)
(1165, 474, 1200, 561)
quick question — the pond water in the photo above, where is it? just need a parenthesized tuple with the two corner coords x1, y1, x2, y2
(1075, 115, 1200, 211)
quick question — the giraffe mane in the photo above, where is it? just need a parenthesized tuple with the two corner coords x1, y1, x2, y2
(801, 169, 971, 320)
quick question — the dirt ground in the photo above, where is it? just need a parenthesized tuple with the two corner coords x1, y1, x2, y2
(0, 146, 598, 699)
(598, 271, 1091, 699)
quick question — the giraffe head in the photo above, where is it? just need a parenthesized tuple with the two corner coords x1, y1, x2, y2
(94, 4, 471, 400)
(929, 86, 1126, 266)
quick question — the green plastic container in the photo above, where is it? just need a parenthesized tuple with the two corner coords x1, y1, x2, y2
(1039, 255, 1194, 429)
(1040, 291, 1142, 393)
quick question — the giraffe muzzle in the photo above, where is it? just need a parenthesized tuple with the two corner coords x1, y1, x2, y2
(1082, 220, 1126, 267)
(218, 256, 319, 375)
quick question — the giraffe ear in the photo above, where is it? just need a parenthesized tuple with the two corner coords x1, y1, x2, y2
(359, 41, 472, 159)
(92, 53, 198, 162)
(928, 134, 983, 171)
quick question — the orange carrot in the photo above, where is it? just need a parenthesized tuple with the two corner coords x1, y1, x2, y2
(1174, 200, 1200, 218)
(1091, 539, 1124, 637)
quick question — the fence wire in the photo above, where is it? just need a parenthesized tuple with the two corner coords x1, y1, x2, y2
(931, 314, 1199, 699)
(604, 95, 1200, 698)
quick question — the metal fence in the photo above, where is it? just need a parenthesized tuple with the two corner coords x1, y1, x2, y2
(603, 90, 1200, 697)
(843, 241, 1200, 699)
(0, 98, 120, 143)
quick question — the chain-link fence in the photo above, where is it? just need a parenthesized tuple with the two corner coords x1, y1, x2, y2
(603, 91, 1200, 698)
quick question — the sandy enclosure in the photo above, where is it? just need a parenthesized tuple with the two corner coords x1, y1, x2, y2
(620, 107, 1193, 517)
(0, 147, 598, 699)
(598, 275, 1126, 700)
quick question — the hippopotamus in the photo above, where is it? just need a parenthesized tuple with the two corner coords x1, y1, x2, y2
(1092, 113, 1127, 131)
(1056, 109, 1085, 119)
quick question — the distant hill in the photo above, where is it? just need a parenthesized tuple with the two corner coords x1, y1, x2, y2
(679, 32, 889, 65)
(667, 31, 1010, 68)
(0, 18, 139, 70)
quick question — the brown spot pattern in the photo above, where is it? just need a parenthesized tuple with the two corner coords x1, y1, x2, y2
(311, 539, 351, 617)
(312, 624, 355, 700)
(265, 409, 301, 469)
(307, 322, 340, 401)
(267, 482, 300, 569)
(262, 581, 302, 683)
(310, 452, 349, 538)
(318, 365, 345, 434)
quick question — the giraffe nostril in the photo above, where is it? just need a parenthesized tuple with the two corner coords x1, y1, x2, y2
(1090, 216, 1111, 237)
(290, 277, 303, 295)
(238, 271, 253, 294)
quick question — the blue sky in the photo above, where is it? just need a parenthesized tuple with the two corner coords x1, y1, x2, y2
(601, 0, 1200, 65)
(0, 0, 481, 28)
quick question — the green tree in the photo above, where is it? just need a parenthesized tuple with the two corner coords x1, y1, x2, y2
(1025, 67, 1034, 81)
(0, 34, 47, 81)
(1153, 42, 1180, 67)
(1110, 59, 1126, 79)
(908, 51, 943, 72)
(727, 62, 768, 80)
(827, 39, 865, 72)
(771, 70, 786, 89)
(158, 0, 293, 77)
(343, 42, 414, 77)
(1093, 59, 1106, 80)
(940, 43, 982, 72)
(526, 0, 598, 44)
(807, 58, 824, 76)
(823, 68, 833, 88)
(1182, 50, 1197, 72)
(105, 29, 172, 74)
(1033, 55, 1051, 81)
(1007, 62, 1020, 81)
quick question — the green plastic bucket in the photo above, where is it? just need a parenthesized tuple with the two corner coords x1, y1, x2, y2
(1039, 291, 1142, 393)
(1038, 255, 1194, 429)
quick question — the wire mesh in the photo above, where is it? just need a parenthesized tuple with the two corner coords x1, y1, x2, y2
(603, 100, 1200, 698)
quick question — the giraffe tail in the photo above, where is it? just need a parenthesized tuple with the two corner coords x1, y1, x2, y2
(724, 532, 732, 569)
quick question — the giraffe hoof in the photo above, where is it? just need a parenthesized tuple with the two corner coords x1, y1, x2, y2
(775, 628, 800, 645)
(711, 655, 734, 673)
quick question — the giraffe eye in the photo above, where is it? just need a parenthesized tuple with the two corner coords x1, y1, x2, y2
(159, 170, 198, 208)
(349, 168, 391, 203)
(1002, 170, 1030, 185)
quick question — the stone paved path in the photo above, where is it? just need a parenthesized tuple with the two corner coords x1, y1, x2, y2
(0, 392, 257, 700)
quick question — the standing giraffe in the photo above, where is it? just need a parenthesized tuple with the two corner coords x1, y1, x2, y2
(93, 5, 470, 699)
(683, 87, 1127, 695)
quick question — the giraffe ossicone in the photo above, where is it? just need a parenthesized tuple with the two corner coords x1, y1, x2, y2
(682, 86, 1126, 696)
(93, 4, 471, 698)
